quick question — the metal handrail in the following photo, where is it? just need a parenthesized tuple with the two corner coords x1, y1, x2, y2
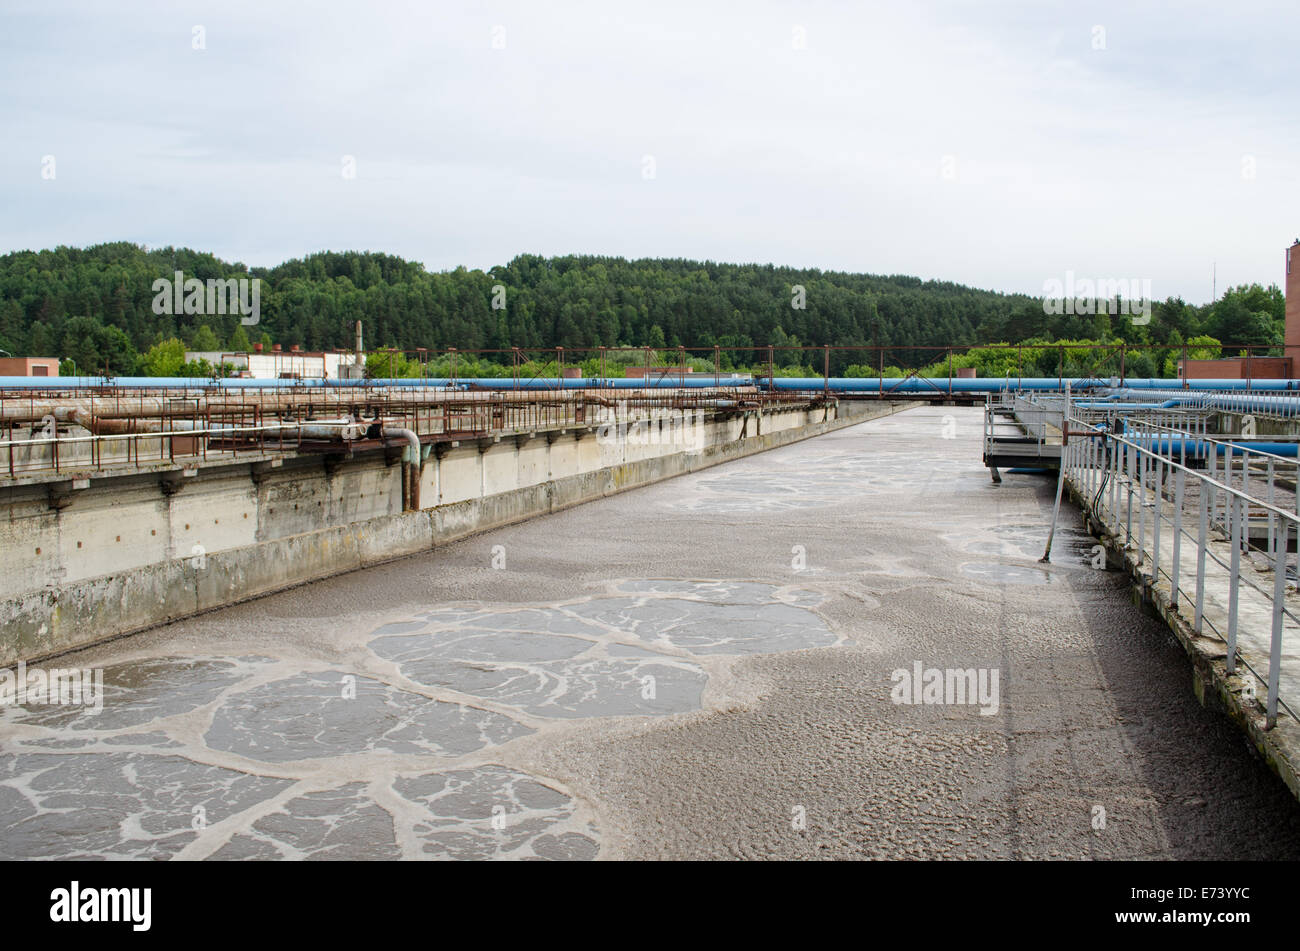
(0, 390, 815, 479)
(1066, 415, 1298, 728)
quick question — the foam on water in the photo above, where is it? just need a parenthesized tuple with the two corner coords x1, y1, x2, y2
(0, 579, 835, 859)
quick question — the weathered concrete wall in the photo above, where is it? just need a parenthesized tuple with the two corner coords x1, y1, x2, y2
(0, 401, 911, 663)
(1210, 411, 1300, 439)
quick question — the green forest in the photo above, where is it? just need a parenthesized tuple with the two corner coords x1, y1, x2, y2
(0, 242, 1286, 378)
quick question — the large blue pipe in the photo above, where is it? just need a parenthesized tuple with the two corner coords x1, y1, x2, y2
(1108, 388, 1300, 416)
(0, 375, 467, 389)
(761, 376, 1300, 394)
(759, 376, 1115, 394)
(1121, 378, 1300, 392)
(0, 374, 754, 390)
(463, 376, 754, 390)
(1126, 437, 1300, 458)
(7, 373, 1300, 398)
(1072, 399, 1187, 410)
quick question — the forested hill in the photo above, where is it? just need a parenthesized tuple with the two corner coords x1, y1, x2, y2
(0, 242, 1283, 376)
(0, 243, 1038, 356)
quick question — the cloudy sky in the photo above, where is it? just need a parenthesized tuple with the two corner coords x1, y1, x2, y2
(2, 0, 1297, 302)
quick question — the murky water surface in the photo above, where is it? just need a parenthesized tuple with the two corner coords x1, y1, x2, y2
(0, 580, 831, 859)
(8, 407, 1271, 862)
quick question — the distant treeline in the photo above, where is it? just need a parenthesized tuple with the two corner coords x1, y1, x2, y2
(0, 242, 1285, 376)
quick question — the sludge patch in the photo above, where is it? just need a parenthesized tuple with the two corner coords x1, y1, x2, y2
(204, 671, 532, 763)
(369, 580, 836, 718)
(395, 765, 597, 860)
(209, 767, 596, 861)
(0, 656, 258, 732)
(209, 782, 400, 860)
(0, 751, 294, 860)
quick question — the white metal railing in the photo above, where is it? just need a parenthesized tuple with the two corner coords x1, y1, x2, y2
(0, 396, 773, 479)
(0, 419, 357, 477)
(983, 393, 1061, 460)
(1064, 416, 1300, 728)
(1013, 395, 1057, 442)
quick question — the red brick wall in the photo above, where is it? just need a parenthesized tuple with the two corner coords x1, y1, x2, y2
(1180, 357, 1292, 379)
(1286, 242, 1300, 370)
(0, 357, 60, 376)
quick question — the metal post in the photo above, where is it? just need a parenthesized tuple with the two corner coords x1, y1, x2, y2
(1125, 442, 1135, 549)
(1151, 459, 1162, 586)
(1195, 485, 1207, 633)
(1268, 521, 1288, 729)
(1206, 444, 1216, 530)
(1110, 433, 1120, 521)
(1040, 383, 1072, 563)
(1172, 467, 1184, 608)
(1080, 427, 1089, 499)
(1095, 431, 1102, 503)
(1228, 494, 1241, 676)
(1268, 457, 1276, 566)
(1138, 443, 1147, 562)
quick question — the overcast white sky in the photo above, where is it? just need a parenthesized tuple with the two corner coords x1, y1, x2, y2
(2, 0, 1297, 303)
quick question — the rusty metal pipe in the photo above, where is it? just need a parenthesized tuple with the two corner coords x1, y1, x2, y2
(382, 426, 422, 510)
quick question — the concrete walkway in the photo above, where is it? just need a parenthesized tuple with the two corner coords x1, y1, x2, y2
(1078, 466, 1300, 715)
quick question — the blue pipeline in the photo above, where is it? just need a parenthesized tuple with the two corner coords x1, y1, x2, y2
(0, 375, 755, 390)
(759, 376, 1114, 394)
(1120, 378, 1300, 392)
(761, 376, 1300, 395)
(1107, 389, 1300, 416)
(1072, 400, 1187, 410)
(1125, 437, 1299, 458)
(9, 373, 1300, 398)
(0, 375, 464, 389)
(462, 376, 754, 390)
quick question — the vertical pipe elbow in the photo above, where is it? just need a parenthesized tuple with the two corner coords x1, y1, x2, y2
(381, 427, 421, 464)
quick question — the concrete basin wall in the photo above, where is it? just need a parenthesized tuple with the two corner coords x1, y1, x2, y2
(0, 400, 909, 663)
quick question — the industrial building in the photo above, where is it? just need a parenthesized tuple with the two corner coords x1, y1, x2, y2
(0, 357, 59, 376)
(184, 345, 362, 379)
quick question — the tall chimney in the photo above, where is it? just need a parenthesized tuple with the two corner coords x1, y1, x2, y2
(355, 320, 364, 361)
(1287, 241, 1300, 376)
